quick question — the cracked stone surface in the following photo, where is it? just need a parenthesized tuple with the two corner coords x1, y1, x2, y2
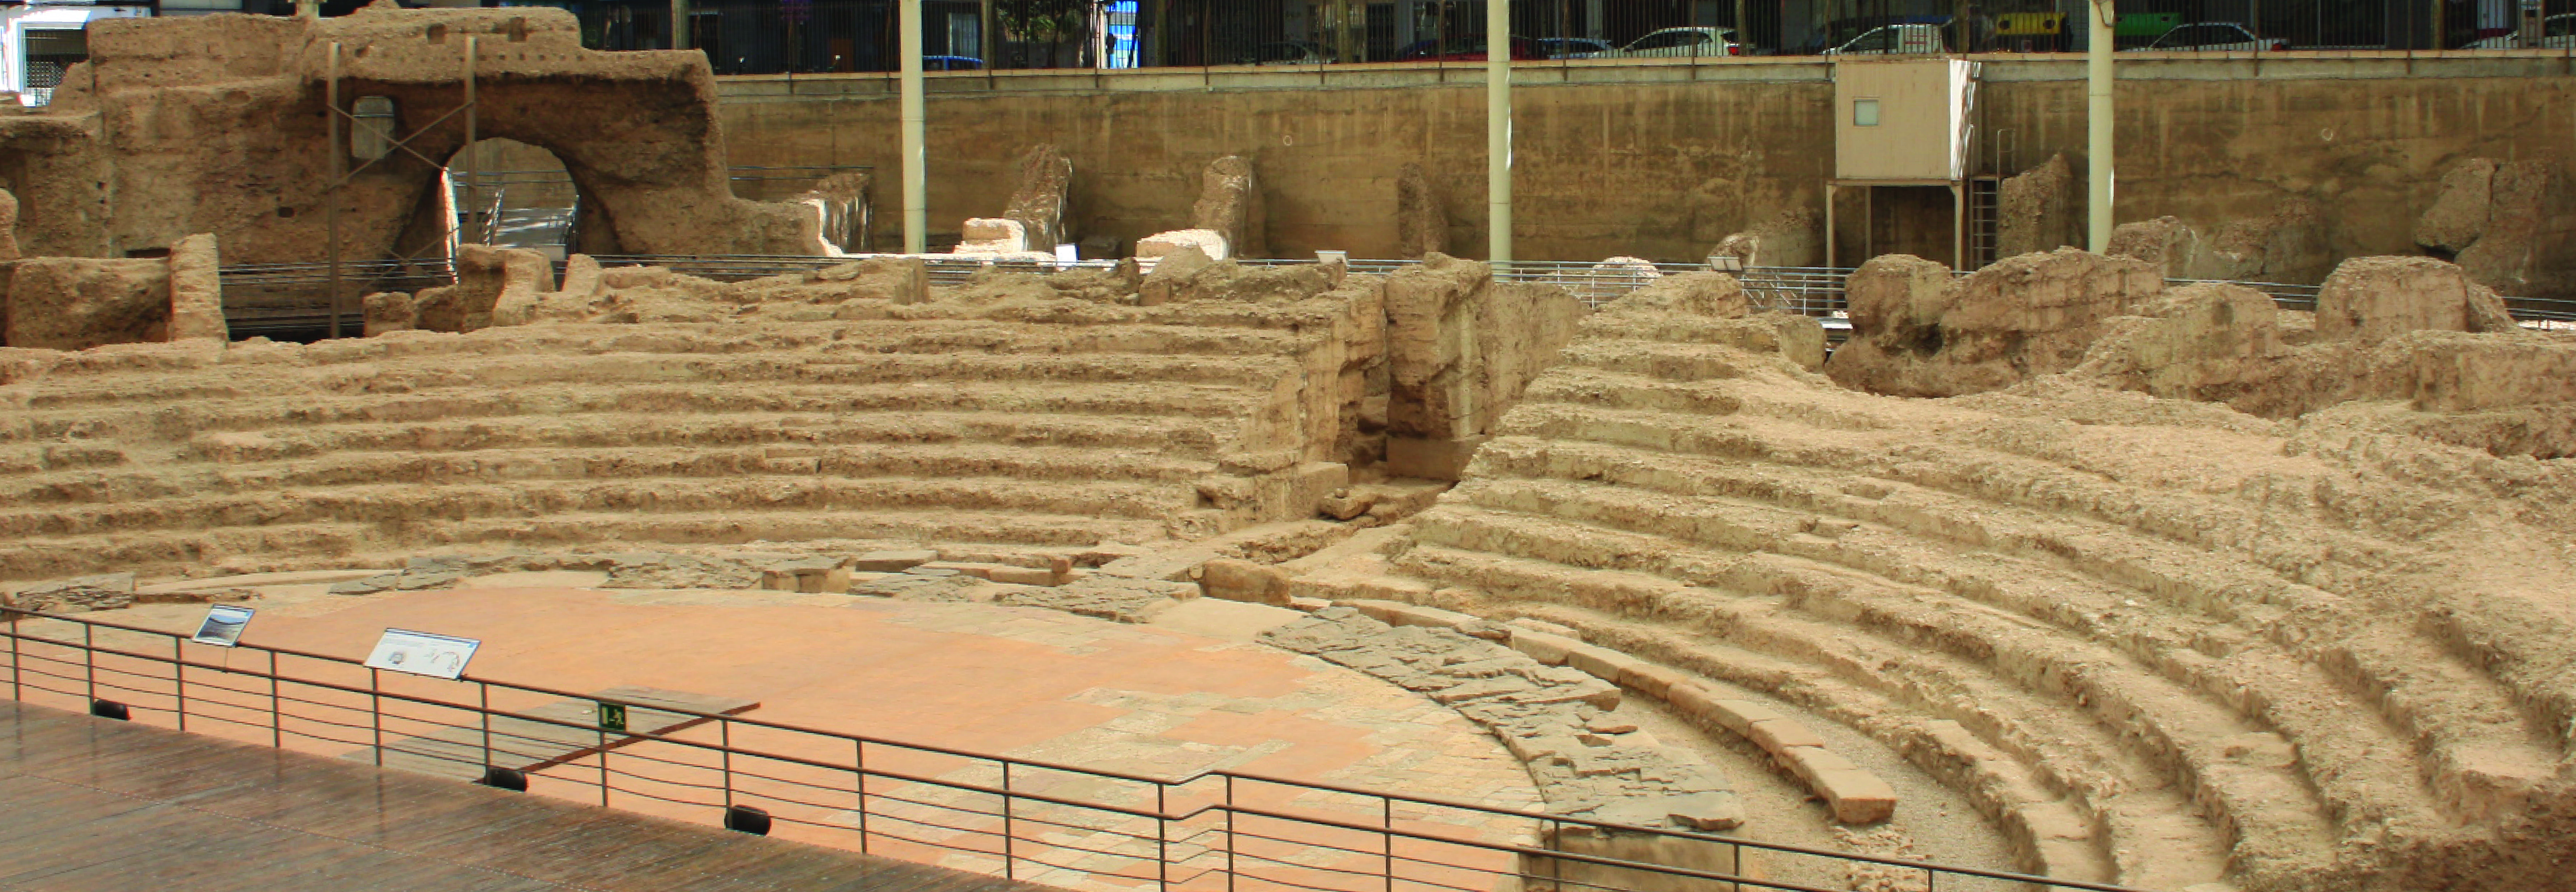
(1262, 606, 1743, 832)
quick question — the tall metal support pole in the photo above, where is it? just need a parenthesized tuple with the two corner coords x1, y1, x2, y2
(1485, 0, 1511, 265)
(326, 43, 343, 340)
(2085, 0, 2113, 251)
(672, 0, 690, 49)
(901, 0, 927, 254)
(462, 38, 478, 250)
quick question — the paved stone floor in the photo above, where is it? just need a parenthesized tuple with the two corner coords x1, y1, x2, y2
(71, 581, 1543, 888)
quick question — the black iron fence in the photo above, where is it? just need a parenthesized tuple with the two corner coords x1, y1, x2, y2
(5, 605, 2142, 892)
(517, 0, 2576, 76)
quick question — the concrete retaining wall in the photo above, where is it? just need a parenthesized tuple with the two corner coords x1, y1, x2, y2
(713, 53, 2576, 291)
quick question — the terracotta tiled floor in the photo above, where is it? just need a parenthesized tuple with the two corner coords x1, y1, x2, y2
(46, 584, 1543, 890)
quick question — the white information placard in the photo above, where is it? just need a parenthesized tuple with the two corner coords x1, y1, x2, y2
(190, 605, 254, 647)
(363, 628, 481, 680)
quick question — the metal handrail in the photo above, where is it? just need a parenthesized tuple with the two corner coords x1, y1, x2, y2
(2, 605, 2146, 892)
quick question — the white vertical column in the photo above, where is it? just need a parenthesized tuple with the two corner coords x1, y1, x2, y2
(1487, 0, 1512, 264)
(2086, 0, 2114, 251)
(902, 0, 928, 254)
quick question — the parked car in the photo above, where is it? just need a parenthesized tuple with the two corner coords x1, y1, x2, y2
(1568, 26, 1741, 58)
(1393, 36, 1545, 61)
(1824, 23, 1948, 54)
(1241, 41, 1327, 65)
(1533, 37, 1612, 58)
(923, 55, 984, 70)
(2466, 13, 2576, 47)
(2129, 23, 2285, 51)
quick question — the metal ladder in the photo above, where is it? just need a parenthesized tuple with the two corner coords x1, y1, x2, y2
(1966, 127, 2018, 268)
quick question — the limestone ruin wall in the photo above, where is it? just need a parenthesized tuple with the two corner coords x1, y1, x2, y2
(0, 4, 827, 264)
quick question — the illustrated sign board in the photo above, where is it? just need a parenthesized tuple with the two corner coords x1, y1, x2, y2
(190, 606, 254, 647)
(363, 629, 481, 681)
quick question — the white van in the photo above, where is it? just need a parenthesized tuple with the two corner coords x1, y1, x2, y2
(1825, 23, 1949, 55)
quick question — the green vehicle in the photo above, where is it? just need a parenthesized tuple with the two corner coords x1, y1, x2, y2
(2113, 11, 2182, 46)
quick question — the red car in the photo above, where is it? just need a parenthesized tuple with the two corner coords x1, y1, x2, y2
(1394, 36, 1545, 61)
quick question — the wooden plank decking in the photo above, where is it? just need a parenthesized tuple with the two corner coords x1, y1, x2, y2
(0, 701, 1044, 892)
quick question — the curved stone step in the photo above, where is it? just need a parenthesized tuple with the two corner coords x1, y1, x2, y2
(0, 475, 1202, 540)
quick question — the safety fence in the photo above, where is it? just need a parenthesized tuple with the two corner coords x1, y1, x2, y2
(3, 606, 2139, 892)
(216, 251, 2576, 342)
(222, 254, 2576, 345)
(554, 0, 2576, 77)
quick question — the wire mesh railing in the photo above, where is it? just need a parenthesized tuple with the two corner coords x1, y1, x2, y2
(216, 250, 2573, 343)
(4, 606, 2146, 892)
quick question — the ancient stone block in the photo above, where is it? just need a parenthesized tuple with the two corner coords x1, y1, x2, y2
(1004, 144, 1074, 250)
(953, 217, 1030, 255)
(3, 257, 172, 350)
(2201, 197, 2328, 283)
(2316, 256, 2501, 343)
(363, 292, 417, 336)
(164, 233, 226, 342)
(1996, 152, 2080, 258)
(1509, 630, 1585, 665)
(813, 257, 928, 305)
(2415, 158, 2496, 254)
(1137, 229, 1230, 261)
(1827, 249, 2164, 398)
(1395, 163, 1446, 259)
(1383, 254, 1583, 449)
(0, 188, 19, 262)
(2107, 215, 2204, 279)
(1189, 155, 1265, 259)
(416, 244, 553, 333)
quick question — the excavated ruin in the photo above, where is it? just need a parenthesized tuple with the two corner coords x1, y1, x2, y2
(0, 11, 2569, 888)
(0, 2, 829, 264)
(6, 240, 2575, 892)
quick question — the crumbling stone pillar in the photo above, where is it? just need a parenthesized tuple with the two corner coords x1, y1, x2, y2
(1997, 153, 2081, 258)
(1382, 253, 1583, 479)
(0, 189, 20, 262)
(412, 244, 554, 332)
(1190, 155, 1265, 259)
(1, 234, 224, 351)
(1005, 144, 1074, 251)
(165, 233, 226, 342)
(2416, 158, 2566, 296)
(1396, 163, 1447, 260)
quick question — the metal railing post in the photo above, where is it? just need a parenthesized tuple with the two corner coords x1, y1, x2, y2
(83, 624, 96, 702)
(1383, 797, 1395, 891)
(720, 718, 734, 807)
(368, 667, 383, 766)
(479, 682, 493, 769)
(173, 636, 185, 732)
(1001, 762, 1015, 880)
(9, 618, 23, 701)
(1224, 775, 1237, 891)
(854, 739, 870, 854)
(268, 651, 282, 748)
(1156, 785, 1170, 892)
(599, 723, 611, 806)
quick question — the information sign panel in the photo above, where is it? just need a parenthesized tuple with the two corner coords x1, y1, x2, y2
(190, 605, 254, 647)
(362, 628, 481, 680)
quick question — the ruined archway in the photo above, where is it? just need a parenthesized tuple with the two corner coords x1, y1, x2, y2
(0, 4, 829, 266)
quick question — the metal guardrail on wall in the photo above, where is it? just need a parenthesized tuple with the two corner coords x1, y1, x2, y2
(3, 606, 2140, 892)
(561, 0, 2576, 77)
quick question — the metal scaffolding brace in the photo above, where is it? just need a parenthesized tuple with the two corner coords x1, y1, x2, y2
(319, 37, 479, 339)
